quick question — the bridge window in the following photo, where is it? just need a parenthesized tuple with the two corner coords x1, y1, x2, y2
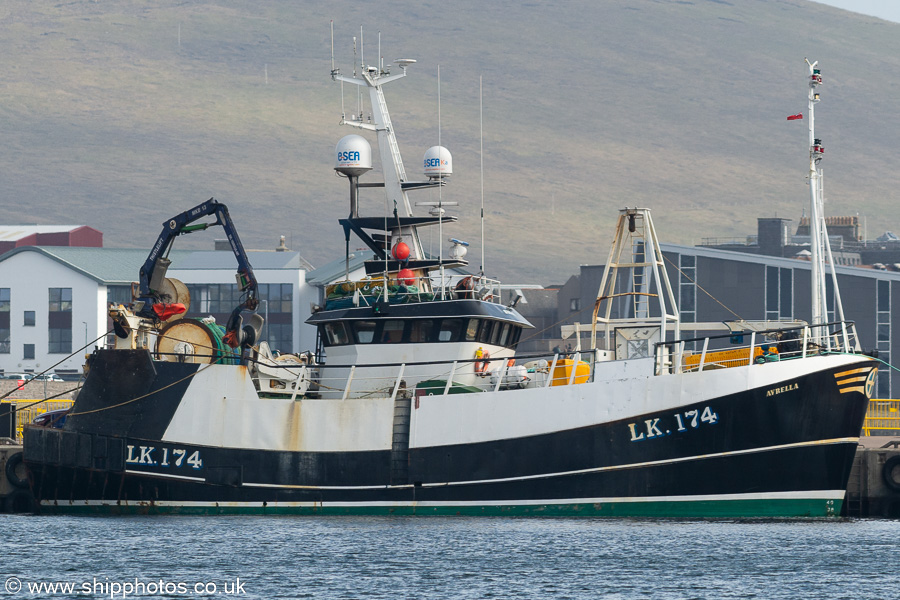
(409, 320, 435, 343)
(322, 322, 350, 346)
(465, 319, 478, 341)
(353, 321, 377, 344)
(382, 320, 404, 344)
(439, 319, 464, 342)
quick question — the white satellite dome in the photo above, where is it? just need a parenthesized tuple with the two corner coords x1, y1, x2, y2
(423, 146, 452, 179)
(335, 135, 373, 177)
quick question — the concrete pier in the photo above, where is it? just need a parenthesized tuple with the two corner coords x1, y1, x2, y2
(843, 436, 900, 518)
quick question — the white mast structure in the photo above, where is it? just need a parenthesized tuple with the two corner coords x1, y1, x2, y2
(332, 49, 426, 261)
(806, 59, 827, 342)
(805, 59, 851, 349)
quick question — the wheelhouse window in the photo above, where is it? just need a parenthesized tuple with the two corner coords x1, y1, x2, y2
(382, 320, 404, 344)
(353, 321, 378, 344)
(322, 318, 523, 348)
(322, 322, 350, 346)
(477, 320, 494, 344)
(409, 320, 435, 343)
(465, 319, 478, 341)
(439, 319, 464, 342)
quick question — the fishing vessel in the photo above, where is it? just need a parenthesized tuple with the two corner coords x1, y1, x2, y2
(22, 57, 874, 516)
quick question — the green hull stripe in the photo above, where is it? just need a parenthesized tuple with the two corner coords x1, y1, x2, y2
(39, 498, 842, 518)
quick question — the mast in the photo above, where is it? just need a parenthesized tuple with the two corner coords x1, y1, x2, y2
(806, 59, 827, 343)
(332, 55, 426, 260)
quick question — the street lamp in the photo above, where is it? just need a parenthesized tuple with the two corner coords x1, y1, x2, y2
(260, 300, 268, 346)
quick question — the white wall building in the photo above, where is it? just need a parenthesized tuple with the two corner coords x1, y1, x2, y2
(0, 246, 319, 378)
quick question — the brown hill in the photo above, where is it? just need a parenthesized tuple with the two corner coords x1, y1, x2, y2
(1, 0, 898, 282)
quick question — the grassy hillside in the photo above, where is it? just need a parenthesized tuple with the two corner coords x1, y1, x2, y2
(1, 0, 899, 282)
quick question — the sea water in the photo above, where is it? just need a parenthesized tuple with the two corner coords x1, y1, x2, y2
(1, 515, 898, 599)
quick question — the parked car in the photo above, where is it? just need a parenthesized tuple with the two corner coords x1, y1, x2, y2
(32, 408, 71, 428)
(33, 374, 64, 382)
(1, 373, 30, 380)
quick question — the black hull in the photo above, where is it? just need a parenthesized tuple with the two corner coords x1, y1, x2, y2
(23, 350, 872, 517)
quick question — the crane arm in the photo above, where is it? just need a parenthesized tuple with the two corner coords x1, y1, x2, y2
(136, 198, 259, 321)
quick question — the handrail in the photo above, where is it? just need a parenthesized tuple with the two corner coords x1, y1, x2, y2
(862, 399, 900, 436)
(654, 320, 863, 376)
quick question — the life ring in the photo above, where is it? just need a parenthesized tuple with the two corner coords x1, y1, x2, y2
(4, 452, 29, 489)
(3, 488, 35, 514)
(882, 455, 900, 492)
(474, 348, 491, 373)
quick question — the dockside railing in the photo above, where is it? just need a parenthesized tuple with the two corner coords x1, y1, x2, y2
(862, 399, 900, 436)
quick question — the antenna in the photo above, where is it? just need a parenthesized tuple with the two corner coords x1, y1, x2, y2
(438, 64, 444, 299)
(378, 31, 382, 73)
(332, 22, 345, 119)
(480, 75, 485, 275)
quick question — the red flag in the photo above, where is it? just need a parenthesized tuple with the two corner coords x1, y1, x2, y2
(786, 113, 803, 121)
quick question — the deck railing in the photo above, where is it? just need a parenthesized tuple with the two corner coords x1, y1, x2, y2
(655, 320, 862, 375)
(307, 350, 596, 400)
(324, 274, 504, 309)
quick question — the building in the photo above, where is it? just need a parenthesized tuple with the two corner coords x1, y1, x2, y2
(0, 246, 318, 378)
(558, 242, 899, 399)
(0, 225, 102, 254)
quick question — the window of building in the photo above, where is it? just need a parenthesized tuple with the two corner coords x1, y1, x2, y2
(678, 254, 697, 322)
(264, 323, 293, 352)
(48, 288, 72, 355)
(0, 289, 9, 354)
(24, 311, 35, 327)
(23, 344, 35, 360)
(765, 267, 793, 321)
(49, 288, 72, 312)
(49, 327, 72, 354)
(107, 285, 133, 305)
(570, 298, 581, 312)
(258, 283, 293, 313)
(876, 279, 891, 398)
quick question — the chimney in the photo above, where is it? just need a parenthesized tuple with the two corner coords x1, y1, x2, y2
(276, 236, 289, 252)
(757, 218, 791, 257)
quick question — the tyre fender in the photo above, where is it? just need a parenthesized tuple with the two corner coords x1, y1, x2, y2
(882, 455, 900, 493)
(4, 452, 29, 489)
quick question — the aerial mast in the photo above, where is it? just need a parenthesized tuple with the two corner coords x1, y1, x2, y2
(805, 59, 828, 343)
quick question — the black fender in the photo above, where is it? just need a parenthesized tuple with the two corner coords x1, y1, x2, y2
(4, 452, 29, 489)
(882, 455, 900, 493)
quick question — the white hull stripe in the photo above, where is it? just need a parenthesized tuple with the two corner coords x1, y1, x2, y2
(125, 470, 205, 483)
(41, 489, 846, 509)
